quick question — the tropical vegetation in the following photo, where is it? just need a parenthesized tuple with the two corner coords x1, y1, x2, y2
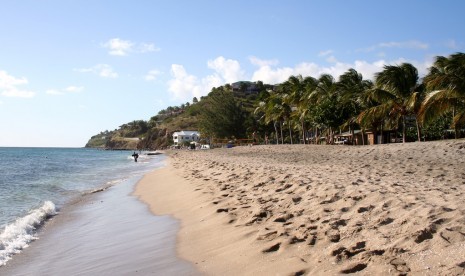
(86, 52, 465, 149)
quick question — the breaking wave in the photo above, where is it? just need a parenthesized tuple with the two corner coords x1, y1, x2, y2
(0, 201, 56, 266)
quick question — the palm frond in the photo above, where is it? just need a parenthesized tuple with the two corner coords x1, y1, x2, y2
(453, 111, 465, 128)
(405, 91, 424, 113)
(368, 88, 397, 103)
(419, 90, 459, 123)
(375, 63, 418, 97)
(357, 103, 391, 126)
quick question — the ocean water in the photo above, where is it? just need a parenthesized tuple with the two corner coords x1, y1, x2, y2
(0, 147, 163, 267)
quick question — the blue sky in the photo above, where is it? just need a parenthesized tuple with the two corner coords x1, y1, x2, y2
(1, 0, 464, 147)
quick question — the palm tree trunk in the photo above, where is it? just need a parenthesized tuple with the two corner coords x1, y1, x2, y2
(312, 127, 315, 144)
(273, 121, 279, 145)
(329, 127, 334, 145)
(315, 127, 319, 144)
(280, 121, 284, 144)
(371, 123, 377, 145)
(361, 129, 366, 145)
(288, 121, 293, 144)
(301, 119, 305, 144)
(415, 117, 422, 142)
(453, 102, 458, 139)
(402, 115, 406, 143)
(350, 125, 354, 145)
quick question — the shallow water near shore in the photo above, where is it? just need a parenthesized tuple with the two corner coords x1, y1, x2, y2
(1, 175, 197, 275)
(0, 147, 197, 275)
(0, 147, 156, 265)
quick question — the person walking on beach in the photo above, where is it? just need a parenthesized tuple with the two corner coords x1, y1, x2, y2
(132, 151, 139, 162)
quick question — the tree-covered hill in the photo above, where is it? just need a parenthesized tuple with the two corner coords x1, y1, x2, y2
(85, 81, 271, 150)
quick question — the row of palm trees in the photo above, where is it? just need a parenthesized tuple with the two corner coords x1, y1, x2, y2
(254, 52, 465, 145)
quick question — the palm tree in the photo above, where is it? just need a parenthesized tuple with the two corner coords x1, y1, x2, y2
(255, 92, 288, 144)
(420, 53, 465, 139)
(307, 74, 342, 144)
(358, 63, 421, 143)
(300, 76, 320, 143)
(273, 85, 294, 144)
(337, 69, 373, 144)
(283, 76, 307, 143)
(282, 75, 321, 144)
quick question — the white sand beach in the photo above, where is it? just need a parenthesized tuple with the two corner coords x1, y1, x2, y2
(135, 140, 465, 275)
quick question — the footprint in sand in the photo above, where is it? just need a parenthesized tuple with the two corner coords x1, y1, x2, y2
(357, 205, 375, 213)
(390, 258, 410, 273)
(262, 242, 281, 253)
(289, 234, 307, 244)
(378, 217, 394, 226)
(292, 196, 302, 204)
(257, 230, 278, 241)
(308, 234, 317, 246)
(325, 229, 340, 242)
(332, 241, 366, 262)
(340, 263, 368, 274)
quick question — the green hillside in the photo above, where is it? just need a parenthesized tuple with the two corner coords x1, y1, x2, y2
(85, 81, 271, 150)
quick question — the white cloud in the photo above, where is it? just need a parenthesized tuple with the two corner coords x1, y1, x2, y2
(168, 56, 245, 101)
(325, 55, 338, 63)
(378, 40, 428, 49)
(0, 71, 28, 88)
(103, 38, 133, 56)
(251, 65, 294, 84)
(102, 38, 160, 56)
(138, 43, 161, 53)
(167, 65, 223, 101)
(317, 50, 338, 63)
(168, 64, 201, 100)
(167, 54, 433, 102)
(46, 86, 84, 96)
(359, 40, 429, 52)
(65, 86, 84, 92)
(46, 89, 64, 95)
(318, 50, 333, 57)
(2, 89, 35, 98)
(144, 70, 162, 81)
(251, 56, 433, 83)
(207, 56, 245, 83)
(249, 56, 279, 67)
(0, 70, 35, 98)
(75, 64, 118, 78)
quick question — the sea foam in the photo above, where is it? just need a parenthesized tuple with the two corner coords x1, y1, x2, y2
(0, 201, 56, 266)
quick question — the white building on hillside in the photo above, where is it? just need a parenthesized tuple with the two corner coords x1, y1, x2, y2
(172, 130, 200, 146)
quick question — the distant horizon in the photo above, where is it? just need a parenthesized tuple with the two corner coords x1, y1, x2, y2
(1, 1, 464, 147)
(0, 146, 85, 149)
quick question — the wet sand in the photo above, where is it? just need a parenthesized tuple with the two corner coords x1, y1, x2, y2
(135, 140, 465, 275)
(1, 175, 197, 276)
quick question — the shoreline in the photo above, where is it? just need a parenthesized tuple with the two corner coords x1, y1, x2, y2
(134, 160, 283, 275)
(1, 172, 196, 275)
(134, 140, 465, 275)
